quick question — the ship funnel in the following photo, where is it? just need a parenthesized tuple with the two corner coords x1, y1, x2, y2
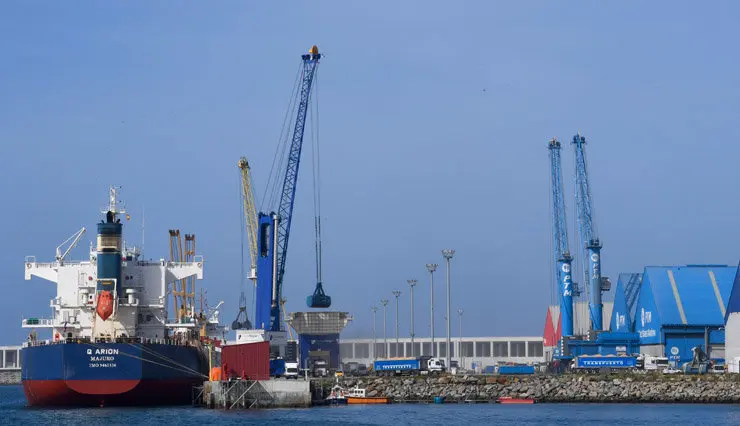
(95, 187, 125, 319)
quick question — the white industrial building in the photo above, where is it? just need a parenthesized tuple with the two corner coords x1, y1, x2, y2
(339, 336, 545, 370)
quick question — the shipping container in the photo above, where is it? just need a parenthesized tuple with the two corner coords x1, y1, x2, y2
(575, 355, 636, 369)
(497, 365, 535, 375)
(221, 341, 270, 381)
(373, 358, 422, 372)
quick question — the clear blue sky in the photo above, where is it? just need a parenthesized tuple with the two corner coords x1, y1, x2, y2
(1, 1, 739, 345)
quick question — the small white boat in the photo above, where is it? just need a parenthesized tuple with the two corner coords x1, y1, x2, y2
(325, 381, 348, 405)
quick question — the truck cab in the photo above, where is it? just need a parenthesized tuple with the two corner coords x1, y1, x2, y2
(641, 355, 670, 371)
(284, 361, 300, 379)
(312, 359, 328, 377)
(427, 357, 446, 373)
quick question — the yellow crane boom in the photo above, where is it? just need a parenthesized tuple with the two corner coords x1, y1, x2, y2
(238, 157, 259, 281)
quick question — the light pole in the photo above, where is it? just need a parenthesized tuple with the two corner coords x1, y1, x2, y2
(457, 308, 464, 369)
(407, 279, 417, 356)
(392, 290, 401, 356)
(426, 263, 438, 357)
(381, 299, 389, 358)
(371, 305, 378, 360)
(442, 249, 455, 370)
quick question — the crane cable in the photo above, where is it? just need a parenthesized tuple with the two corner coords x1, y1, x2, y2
(261, 64, 303, 212)
(310, 67, 323, 285)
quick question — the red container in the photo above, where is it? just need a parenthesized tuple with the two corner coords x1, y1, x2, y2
(221, 341, 270, 381)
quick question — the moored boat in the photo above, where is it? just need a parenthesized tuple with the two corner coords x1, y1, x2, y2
(346, 387, 390, 404)
(497, 396, 535, 404)
(325, 381, 348, 405)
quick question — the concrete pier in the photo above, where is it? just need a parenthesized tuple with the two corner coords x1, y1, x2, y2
(197, 379, 310, 409)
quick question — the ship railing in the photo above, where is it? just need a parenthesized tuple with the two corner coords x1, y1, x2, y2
(25, 256, 86, 267)
(23, 337, 201, 348)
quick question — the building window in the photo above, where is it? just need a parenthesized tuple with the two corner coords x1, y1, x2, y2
(340, 343, 353, 359)
(439, 342, 454, 357)
(510, 341, 526, 357)
(460, 342, 474, 357)
(355, 343, 370, 358)
(422, 342, 431, 356)
(493, 342, 508, 357)
(390, 343, 404, 358)
(374, 343, 387, 358)
(527, 341, 543, 357)
(476, 341, 491, 357)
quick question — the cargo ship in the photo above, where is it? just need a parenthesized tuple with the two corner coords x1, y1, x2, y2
(21, 187, 224, 406)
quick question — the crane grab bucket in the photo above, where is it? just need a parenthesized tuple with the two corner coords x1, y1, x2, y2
(307, 282, 331, 308)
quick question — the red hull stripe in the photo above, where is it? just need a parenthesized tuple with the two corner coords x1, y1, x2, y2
(67, 379, 139, 395)
(23, 379, 201, 407)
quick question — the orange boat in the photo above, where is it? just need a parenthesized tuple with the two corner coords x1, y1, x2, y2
(345, 387, 389, 404)
(497, 396, 534, 404)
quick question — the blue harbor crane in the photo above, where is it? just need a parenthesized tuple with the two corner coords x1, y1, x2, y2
(572, 133, 610, 332)
(548, 138, 576, 340)
(255, 45, 330, 333)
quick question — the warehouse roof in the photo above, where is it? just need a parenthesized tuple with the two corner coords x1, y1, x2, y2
(641, 265, 736, 326)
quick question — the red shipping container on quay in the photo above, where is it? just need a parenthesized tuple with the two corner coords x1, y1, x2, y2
(221, 341, 270, 381)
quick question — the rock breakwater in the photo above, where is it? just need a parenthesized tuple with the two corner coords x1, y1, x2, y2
(324, 373, 740, 403)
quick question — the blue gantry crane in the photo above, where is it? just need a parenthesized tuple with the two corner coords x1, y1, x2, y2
(255, 45, 330, 334)
(548, 138, 576, 340)
(572, 133, 610, 332)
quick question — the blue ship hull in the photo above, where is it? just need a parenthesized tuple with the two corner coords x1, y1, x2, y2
(21, 342, 208, 407)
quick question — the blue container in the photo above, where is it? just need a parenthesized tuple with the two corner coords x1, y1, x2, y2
(373, 358, 422, 372)
(270, 359, 286, 377)
(576, 356, 636, 369)
(498, 365, 535, 375)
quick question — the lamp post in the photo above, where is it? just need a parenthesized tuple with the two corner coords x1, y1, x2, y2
(371, 305, 378, 360)
(442, 249, 455, 370)
(381, 299, 389, 358)
(457, 308, 464, 369)
(392, 290, 401, 356)
(426, 263, 437, 356)
(407, 279, 417, 356)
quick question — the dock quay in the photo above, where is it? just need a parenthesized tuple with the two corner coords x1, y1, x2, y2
(195, 379, 311, 409)
(311, 373, 740, 404)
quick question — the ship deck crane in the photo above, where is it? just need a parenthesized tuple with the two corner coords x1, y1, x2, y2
(255, 45, 329, 333)
(56, 227, 86, 265)
(548, 138, 575, 343)
(572, 133, 610, 333)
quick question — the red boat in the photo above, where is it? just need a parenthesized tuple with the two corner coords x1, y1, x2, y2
(497, 396, 535, 404)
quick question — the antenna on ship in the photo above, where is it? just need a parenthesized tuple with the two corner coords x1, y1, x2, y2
(103, 186, 126, 219)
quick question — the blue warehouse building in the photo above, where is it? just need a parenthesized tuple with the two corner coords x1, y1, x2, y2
(609, 273, 643, 333)
(624, 265, 736, 365)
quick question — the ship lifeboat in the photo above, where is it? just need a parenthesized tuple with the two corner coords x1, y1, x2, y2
(96, 291, 114, 321)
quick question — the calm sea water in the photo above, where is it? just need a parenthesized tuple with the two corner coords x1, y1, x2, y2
(4, 385, 740, 425)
